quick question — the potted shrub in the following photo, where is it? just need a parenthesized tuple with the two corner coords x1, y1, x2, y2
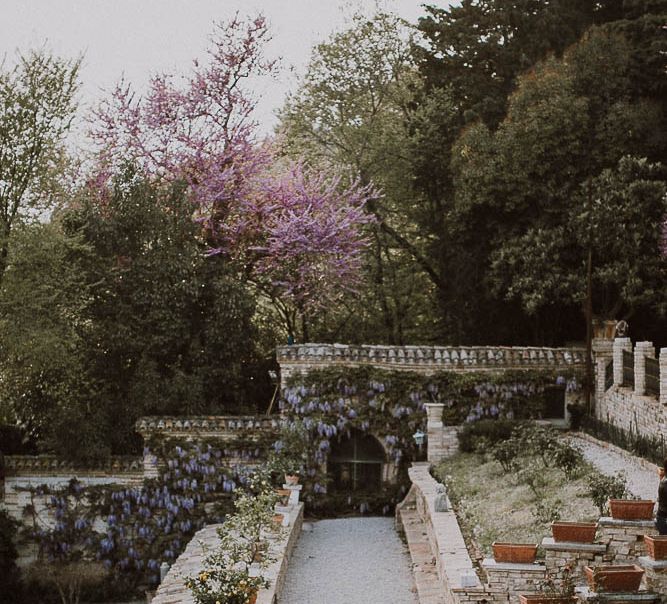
(584, 565, 644, 593)
(550, 521, 598, 543)
(491, 542, 538, 564)
(608, 499, 655, 520)
(268, 421, 307, 486)
(644, 535, 667, 560)
(520, 565, 576, 604)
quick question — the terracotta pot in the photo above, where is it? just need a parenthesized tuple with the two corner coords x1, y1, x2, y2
(644, 535, 667, 560)
(608, 499, 654, 520)
(247, 592, 257, 604)
(593, 319, 617, 339)
(519, 595, 577, 604)
(285, 474, 300, 486)
(584, 565, 644, 592)
(551, 521, 598, 543)
(272, 513, 284, 527)
(491, 542, 538, 564)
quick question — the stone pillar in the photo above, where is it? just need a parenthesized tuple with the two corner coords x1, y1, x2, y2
(425, 403, 444, 463)
(613, 337, 632, 387)
(661, 348, 667, 407)
(592, 338, 614, 416)
(634, 341, 655, 396)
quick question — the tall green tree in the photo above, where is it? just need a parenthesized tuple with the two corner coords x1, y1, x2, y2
(0, 50, 80, 281)
(278, 11, 439, 344)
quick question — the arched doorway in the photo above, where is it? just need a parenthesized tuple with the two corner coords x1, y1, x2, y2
(328, 430, 386, 492)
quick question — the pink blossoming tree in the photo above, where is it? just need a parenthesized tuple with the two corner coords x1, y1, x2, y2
(90, 14, 372, 339)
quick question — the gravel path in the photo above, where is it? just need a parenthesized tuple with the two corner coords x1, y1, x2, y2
(280, 517, 417, 604)
(566, 433, 660, 500)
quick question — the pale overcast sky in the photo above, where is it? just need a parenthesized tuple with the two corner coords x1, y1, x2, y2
(0, 0, 445, 138)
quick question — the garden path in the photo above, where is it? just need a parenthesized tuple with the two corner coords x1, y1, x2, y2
(566, 433, 660, 500)
(280, 516, 418, 604)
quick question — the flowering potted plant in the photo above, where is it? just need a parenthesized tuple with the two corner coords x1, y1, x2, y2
(268, 420, 308, 486)
(186, 567, 267, 604)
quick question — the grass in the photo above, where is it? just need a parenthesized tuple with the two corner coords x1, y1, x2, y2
(432, 451, 600, 558)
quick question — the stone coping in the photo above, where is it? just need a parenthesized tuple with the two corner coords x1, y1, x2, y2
(3, 455, 143, 476)
(277, 343, 586, 368)
(541, 537, 607, 553)
(637, 556, 667, 570)
(136, 416, 280, 436)
(599, 517, 656, 529)
(481, 559, 546, 573)
(407, 463, 482, 590)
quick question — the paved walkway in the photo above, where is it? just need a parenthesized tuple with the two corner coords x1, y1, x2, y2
(566, 433, 660, 500)
(280, 517, 418, 604)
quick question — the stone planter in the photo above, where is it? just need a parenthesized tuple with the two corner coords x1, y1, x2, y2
(272, 513, 285, 527)
(551, 521, 598, 543)
(519, 595, 577, 604)
(644, 535, 667, 560)
(275, 488, 290, 506)
(491, 542, 538, 564)
(609, 499, 655, 520)
(593, 319, 617, 339)
(584, 564, 644, 593)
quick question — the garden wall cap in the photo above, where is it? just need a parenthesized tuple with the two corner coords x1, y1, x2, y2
(135, 415, 279, 435)
(4, 454, 142, 475)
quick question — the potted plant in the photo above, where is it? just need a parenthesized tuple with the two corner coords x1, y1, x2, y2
(491, 542, 538, 564)
(186, 472, 277, 604)
(608, 499, 655, 520)
(644, 535, 667, 560)
(520, 564, 577, 604)
(268, 420, 307, 486)
(584, 565, 644, 593)
(550, 521, 598, 543)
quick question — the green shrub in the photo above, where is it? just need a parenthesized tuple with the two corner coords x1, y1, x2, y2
(457, 419, 523, 452)
(491, 439, 521, 473)
(586, 472, 628, 516)
(553, 442, 586, 479)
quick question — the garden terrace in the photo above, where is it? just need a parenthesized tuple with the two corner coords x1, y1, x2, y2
(277, 344, 586, 386)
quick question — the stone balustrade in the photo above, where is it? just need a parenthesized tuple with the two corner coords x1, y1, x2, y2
(135, 415, 280, 439)
(278, 344, 586, 385)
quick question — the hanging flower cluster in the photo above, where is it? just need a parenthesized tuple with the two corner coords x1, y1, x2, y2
(21, 437, 271, 589)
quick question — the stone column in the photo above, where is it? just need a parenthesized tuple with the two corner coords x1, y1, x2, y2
(592, 338, 614, 411)
(613, 337, 632, 387)
(660, 348, 667, 407)
(424, 403, 444, 463)
(634, 341, 655, 396)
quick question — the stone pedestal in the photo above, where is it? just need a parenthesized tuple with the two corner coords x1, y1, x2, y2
(598, 518, 658, 563)
(425, 403, 459, 462)
(578, 586, 661, 604)
(542, 537, 608, 583)
(634, 342, 655, 397)
(613, 338, 633, 387)
(282, 483, 302, 506)
(482, 559, 546, 599)
(637, 556, 667, 600)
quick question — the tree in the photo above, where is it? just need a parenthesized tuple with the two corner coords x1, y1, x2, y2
(92, 15, 370, 339)
(278, 11, 440, 344)
(453, 28, 667, 342)
(0, 49, 80, 281)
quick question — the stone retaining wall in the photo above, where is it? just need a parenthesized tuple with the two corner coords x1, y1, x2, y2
(150, 502, 304, 604)
(594, 338, 667, 442)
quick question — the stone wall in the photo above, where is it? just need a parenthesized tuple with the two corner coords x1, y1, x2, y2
(278, 344, 586, 387)
(150, 501, 304, 604)
(595, 339, 667, 442)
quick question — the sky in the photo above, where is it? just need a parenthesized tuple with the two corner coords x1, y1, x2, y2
(0, 0, 443, 139)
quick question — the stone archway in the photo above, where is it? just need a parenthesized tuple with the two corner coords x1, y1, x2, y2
(327, 429, 386, 492)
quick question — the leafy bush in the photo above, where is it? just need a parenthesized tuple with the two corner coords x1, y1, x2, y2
(553, 442, 586, 479)
(586, 472, 628, 515)
(457, 419, 523, 452)
(0, 509, 22, 602)
(513, 423, 559, 467)
(491, 439, 521, 473)
(533, 498, 563, 524)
